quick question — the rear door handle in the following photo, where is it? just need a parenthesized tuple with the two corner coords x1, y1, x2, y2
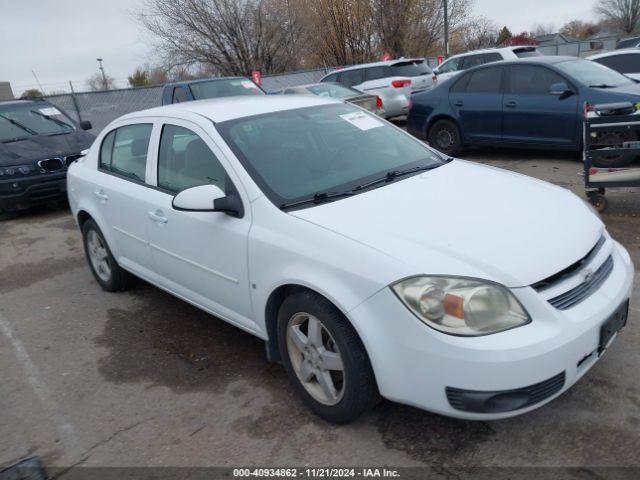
(148, 210, 168, 224)
(94, 190, 108, 201)
(505, 101, 517, 108)
(454, 100, 464, 107)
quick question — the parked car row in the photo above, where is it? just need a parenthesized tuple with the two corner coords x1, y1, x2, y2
(409, 55, 640, 167)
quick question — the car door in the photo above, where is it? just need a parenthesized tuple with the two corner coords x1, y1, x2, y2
(143, 119, 255, 331)
(448, 65, 505, 143)
(94, 122, 156, 279)
(338, 68, 366, 91)
(502, 65, 579, 146)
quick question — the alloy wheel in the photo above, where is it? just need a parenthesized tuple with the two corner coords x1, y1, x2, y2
(87, 229, 111, 283)
(286, 312, 345, 406)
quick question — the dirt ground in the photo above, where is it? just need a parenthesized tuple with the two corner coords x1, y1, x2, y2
(1, 148, 639, 476)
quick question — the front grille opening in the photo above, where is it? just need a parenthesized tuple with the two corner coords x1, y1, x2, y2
(532, 235, 606, 291)
(38, 158, 64, 172)
(547, 255, 614, 310)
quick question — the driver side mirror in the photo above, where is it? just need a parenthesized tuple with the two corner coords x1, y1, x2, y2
(172, 184, 244, 218)
(433, 68, 440, 75)
(79, 120, 92, 130)
(549, 82, 573, 97)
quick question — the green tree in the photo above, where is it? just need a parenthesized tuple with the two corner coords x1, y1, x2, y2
(20, 88, 44, 98)
(496, 26, 513, 45)
(128, 68, 151, 87)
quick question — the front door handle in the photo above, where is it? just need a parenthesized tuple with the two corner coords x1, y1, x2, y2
(148, 210, 168, 224)
(454, 100, 464, 107)
(94, 190, 108, 202)
(505, 101, 517, 108)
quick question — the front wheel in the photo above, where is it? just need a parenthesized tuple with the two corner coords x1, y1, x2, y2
(277, 291, 379, 423)
(428, 119, 462, 156)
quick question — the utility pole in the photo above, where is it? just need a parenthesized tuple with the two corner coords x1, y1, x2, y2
(96, 58, 108, 90)
(443, 0, 449, 58)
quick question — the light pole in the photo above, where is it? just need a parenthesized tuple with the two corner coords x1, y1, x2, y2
(443, 0, 449, 58)
(96, 58, 108, 90)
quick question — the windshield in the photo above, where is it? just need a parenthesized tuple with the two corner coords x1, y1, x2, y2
(190, 79, 264, 99)
(217, 103, 442, 207)
(306, 83, 361, 98)
(556, 59, 634, 87)
(391, 60, 431, 77)
(0, 102, 75, 142)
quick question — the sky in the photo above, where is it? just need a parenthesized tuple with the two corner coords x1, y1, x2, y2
(1, 0, 599, 96)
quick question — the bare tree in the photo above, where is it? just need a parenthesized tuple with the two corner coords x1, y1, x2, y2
(595, 0, 640, 34)
(560, 19, 602, 39)
(86, 72, 116, 91)
(139, 0, 305, 76)
(455, 17, 498, 52)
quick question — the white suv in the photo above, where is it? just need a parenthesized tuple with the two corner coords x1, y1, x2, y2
(68, 95, 632, 424)
(320, 58, 435, 118)
(434, 46, 541, 83)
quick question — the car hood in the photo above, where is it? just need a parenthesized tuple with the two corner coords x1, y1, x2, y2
(0, 131, 95, 167)
(290, 160, 603, 288)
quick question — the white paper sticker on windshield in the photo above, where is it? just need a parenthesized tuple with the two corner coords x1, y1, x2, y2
(340, 111, 383, 131)
(241, 80, 257, 89)
(39, 107, 61, 116)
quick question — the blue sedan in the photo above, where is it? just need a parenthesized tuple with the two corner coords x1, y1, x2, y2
(407, 56, 640, 167)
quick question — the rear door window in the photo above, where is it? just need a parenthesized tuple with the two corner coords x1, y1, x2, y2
(340, 69, 365, 87)
(99, 124, 153, 182)
(365, 66, 391, 81)
(482, 53, 503, 63)
(464, 67, 503, 93)
(461, 54, 484, 70)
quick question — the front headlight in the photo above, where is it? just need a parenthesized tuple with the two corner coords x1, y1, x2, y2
(391, 276, 530, 336)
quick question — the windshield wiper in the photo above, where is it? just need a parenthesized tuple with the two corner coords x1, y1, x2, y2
(29, 109, 74, 132)
(589, 84, 616, 88)
(280, 191, 356, 209)
(352, 164, 440, 192)
(0, 114, 38, 136)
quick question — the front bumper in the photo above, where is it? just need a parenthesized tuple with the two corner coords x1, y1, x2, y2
(348, 240, 634, 420)
(0, 172, 67, 212)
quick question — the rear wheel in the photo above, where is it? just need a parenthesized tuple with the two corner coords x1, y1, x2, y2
(428, 119, 462, 156)
(277, 291, 379, 423)
(82, 219, 132, 291)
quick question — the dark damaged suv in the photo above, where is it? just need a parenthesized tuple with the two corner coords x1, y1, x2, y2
(0, 99, 95, 214)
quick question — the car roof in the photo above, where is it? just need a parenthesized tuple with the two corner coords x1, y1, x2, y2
(587, 48, 640, 60)
(121, 95, 342, 124)
(445, 45, 538, 60)
(164, 76, 249, 88)
(330, 58, 426, 73)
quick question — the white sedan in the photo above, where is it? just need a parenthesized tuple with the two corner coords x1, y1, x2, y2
(67, 95, 633, 423)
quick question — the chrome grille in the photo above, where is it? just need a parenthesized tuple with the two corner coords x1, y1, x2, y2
(38, 157, 65, 172)
(547, 255, 614, 310)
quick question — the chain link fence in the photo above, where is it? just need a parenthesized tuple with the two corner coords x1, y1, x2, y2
(44, 68, 336, 134)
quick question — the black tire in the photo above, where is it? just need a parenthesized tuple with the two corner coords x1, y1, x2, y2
(428, 119, 462, 156)
(81, 219, 132, 291)
(591, 130, 636, 168)
(277, 290, 379, 424)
